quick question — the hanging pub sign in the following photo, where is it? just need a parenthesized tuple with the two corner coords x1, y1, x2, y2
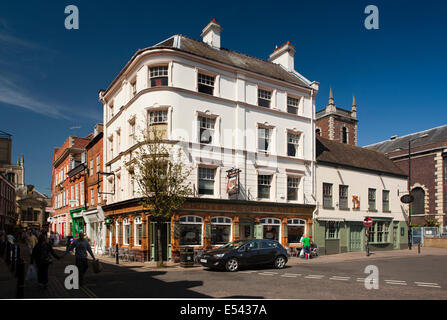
(400, 194, 414, 204)
(226, 168, 241, 195)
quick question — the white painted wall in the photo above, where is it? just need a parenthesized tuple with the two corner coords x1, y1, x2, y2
(315, 163, 408, 222)
(102, 50, 316, 206)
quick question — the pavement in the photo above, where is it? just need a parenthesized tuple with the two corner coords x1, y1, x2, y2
(1, 243, 446, 299)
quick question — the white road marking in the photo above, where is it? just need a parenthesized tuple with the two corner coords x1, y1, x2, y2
(281, 274, 298, 278)
(284, 273, 302, 276)
(330, 276, 350, 281)
(239, 271, 258, 274)
(385, 280, 406, 283)
(415, 282, 439, 286)
(259, 272, 276, 276)
(305, 275, 324, 279)
(415, 284, 442, 288)
(385, 280, 407, 286)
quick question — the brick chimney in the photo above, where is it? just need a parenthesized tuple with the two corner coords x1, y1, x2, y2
(268, 41, 296, 72)
(201, 18, 222, 49)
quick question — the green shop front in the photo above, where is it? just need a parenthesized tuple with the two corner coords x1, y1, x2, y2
(313, 217, 408, 255)
(70, 207, 86, 238)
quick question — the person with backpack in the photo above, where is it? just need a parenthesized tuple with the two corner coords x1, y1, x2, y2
(62, 232, 95, 286)
(30, 234, 60, 288)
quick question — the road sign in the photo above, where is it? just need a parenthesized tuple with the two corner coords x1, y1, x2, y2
(363, 217, 373, 227)
(400, 194, 414, 204)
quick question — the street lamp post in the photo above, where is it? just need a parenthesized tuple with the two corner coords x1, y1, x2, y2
(407, 134, 428, 250)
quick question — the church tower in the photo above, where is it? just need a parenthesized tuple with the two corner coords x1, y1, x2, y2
(315, 88, 358, 145)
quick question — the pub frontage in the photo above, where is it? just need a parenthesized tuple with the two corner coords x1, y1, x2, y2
(102, 197, 315, 262)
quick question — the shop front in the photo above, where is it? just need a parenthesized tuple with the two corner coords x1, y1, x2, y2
(83, 207, 105, 254)
(70, 207, 86, 238)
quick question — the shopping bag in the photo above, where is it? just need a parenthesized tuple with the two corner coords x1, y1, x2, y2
(299, 248, 304, 258)
(92, 259, 103, 273)
(26, 265, 37, 281)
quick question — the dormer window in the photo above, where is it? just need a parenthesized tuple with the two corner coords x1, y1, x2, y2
(258, 89, 272, 108)
(198, 73, 215, 95)
(287, 96, 299, 114)
(149, 66, 168, 87)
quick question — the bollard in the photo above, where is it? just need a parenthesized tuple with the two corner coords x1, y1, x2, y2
(16, 258, 25, 299)
(418, 240, 421, 254)
(115, 243, 119, 264)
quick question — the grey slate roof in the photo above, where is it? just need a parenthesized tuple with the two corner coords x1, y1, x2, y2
(316, 136, 406, 177)
(159, 35, 311, 88)
(103, 35, 312, 94)
(365, 124, 447, 154)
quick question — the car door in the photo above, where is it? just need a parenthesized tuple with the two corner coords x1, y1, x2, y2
(259, 240, 277, 264)
(238, 240, 260, 266)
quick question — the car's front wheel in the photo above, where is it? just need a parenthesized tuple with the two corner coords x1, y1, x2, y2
(225, 258, 239, 272)
(274, 255, 286, 269)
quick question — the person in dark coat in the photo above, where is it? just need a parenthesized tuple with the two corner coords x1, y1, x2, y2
(31, 234, 60, 288)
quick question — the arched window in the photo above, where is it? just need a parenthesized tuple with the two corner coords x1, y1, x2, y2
(342, 126, 348, 144)
(210, 217, 232, 245)
(411, 187, 425, 215)
(287, 219, 307, 244)
(179, 215, 203, 246)
(260, 218, 281, 241)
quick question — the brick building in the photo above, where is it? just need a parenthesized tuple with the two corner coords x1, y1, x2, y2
(0, 172, 16, 232)
(82, 124, 105, 254)
(50, 135, 92, 238)
(315, 88, 358, 146)
(366, 125, 447, 227)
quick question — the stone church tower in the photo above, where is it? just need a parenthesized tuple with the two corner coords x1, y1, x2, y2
(315, 88, 358, 145)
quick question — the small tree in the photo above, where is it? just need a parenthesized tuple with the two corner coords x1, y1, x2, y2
(127, 126, 193, 267)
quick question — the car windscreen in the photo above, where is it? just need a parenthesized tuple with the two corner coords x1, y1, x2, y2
(221, 240, 246, 249)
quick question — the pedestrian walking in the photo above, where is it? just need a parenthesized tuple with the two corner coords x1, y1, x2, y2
(301, 234, 311, 260)
(26, 231, 38, 255)
(30, 234, 60, 288)
(62, 232, 95, 286)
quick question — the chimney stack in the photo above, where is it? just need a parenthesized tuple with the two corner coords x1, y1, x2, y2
(201, 18, 222, 49)
(268, 41, 296, 72)
(351, 96, 357, 119)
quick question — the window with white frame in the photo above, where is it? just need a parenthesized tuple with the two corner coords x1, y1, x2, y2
(115, 222, 119, 244)
(179, 216, 203, 246)
(129, 121, 136, 146)
(369, 221, 390, 243)
(123, 218, 130, 245)
(287, 96, 299, 114)
(148, 109, 168, 139)
(149, 66, 168, 87)
(90, 188, 95, 206)
(287, 132, 300, 157)
(90, 160, 93, 176)
(258, 127, 271, 154)
(258, 175, 271, 199)
(287, 177, 299, 201)
(258, 89, 272, 108)
(134, 216, 142, 246)
(325, 221, 340, 239)
(323, 183, 333, 208)
(97, 186, 101, 204)
(80, 183, 84, 206)
(368, 188, 376, 211)
(198, 73, 215, 95)
(71, 186, 74, 207)
(382, 190, 390, 212)
(116, 131, 121, 153)
(198, 116, 215, 144)
(75, 183, 79, 206)
(260, 218, 281, 241)
(198, 167, 215, 195)
(210, 217, 232, 245)
(96, 155, 100, 173)
(287, 219, 306, 244)
(339, 185, 349, 209)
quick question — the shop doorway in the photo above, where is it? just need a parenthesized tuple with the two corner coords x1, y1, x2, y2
(349, 223, 363, 252)
(238, 218, 254, 240)
(150, 222, 171, 261)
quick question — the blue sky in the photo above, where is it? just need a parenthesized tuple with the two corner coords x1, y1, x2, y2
(0, 0, 446, 195)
